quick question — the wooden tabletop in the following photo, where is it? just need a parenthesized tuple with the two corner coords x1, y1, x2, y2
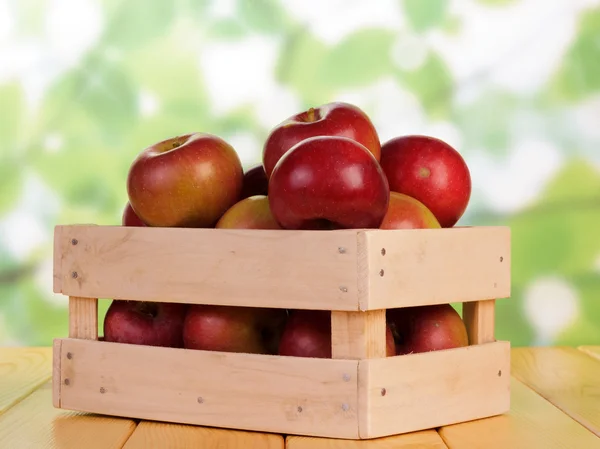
(1, 346, 599, 448)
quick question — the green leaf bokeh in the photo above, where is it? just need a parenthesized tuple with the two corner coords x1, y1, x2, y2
(1, 0, 599, 348)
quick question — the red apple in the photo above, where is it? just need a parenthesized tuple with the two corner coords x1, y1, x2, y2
(380, 135, 471, 228)
(127, 132, 243, 228)
(262, 102, 381, 178)
(216, 195, 282, 229)
(103, 300, 187, 348)
(183, 305, 288, 355)
(278, 310, 332, 358)
(278, 310, 396, 358)
(387, 304, 469, 355)
(240, 164, 269, 199)
(122, 202, 147, 227)
(380, 192, 441, 230)
(268, 136, 390, 230)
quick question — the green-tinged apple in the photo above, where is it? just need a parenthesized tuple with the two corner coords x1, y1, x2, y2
(103, 300, 187, 348)
(268, 136, 390, 230)
(240, 164, 269, 199)
(216, 195, 282, 229)
(262, 102, 381, 178)
(127, 132, 243, 228)
(122, 202, 147, 227)
(380, 135, 471, 228)
(387, 304, 469, 355)
(380, 192, 441, 230)
(183, 305, 288, 355)
(278, 310, 396, 358)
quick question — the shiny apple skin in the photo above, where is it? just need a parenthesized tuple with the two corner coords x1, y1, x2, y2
(127, 132, 243, 228)
(268, 136, 390, 230)
(380, 135, 471, 228)
(262, 102, 381, 178)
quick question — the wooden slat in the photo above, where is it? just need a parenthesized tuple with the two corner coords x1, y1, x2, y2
(578, 346, 600, 361)
(331, 310, 387, 359)
(0, 347, 52, 414)
(463, 299, 496, 344)
(286, 429, 448, 448)
(57, 338, 360, 439)
(69, 297, 98, 339)
(54, 225, 360, 311)
(358, 341, 510, 439)
(123, 421, 283, 449)
(359, 227, 510, 310)
(512, 347, 600, 437)
(52, 340, 62, 408)
(439, 377, 600, 449)
(0, 381, 136, 449)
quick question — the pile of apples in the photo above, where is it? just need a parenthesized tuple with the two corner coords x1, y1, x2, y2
(104, 101, 472, 358)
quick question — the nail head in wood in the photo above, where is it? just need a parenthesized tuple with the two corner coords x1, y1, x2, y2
(498, 370, 502, 377)
(381, 388, 387, 396)
(64, 378, 70, 386)
(381, 248, 386, 256)
(197, 397, 204, 404)
(338, 247, 346, 254)
(500, 256, 504, 262)
(297, 406, 303, 413)
(66, 352, 73, 360)
(71, 238, 78, 245)
(339, 286, 348, 293)
(71, 271, 78, 279)
(100, 387, 106, 394)
(341, 403, 350, 411)
(343, 373, 351, 382)
(379, 269, 385, 277)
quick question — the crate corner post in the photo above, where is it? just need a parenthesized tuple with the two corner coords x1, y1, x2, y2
(69, 296, 99, 340)
(463, 299, 496, 345)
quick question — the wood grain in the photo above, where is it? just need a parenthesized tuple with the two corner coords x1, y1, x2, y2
(439, 377, 600, 449)
(0, 347, 52, 414)
(69, 297, 98, 340)
(331, 310, 387, 359)
(511, 347, 600, 437)
(54, 225, 361, 311)
(578, 346, 600, 361)
(52, 340, 62, 408)
(57, 338, 360, 439)
(463, 299, 496, 344)
(358, 341, 510, 439)
(0, 381, 136, 449)
(359, 227, 510, 310)
(286, 429, 448, 448)
(122, 421, 283, 449)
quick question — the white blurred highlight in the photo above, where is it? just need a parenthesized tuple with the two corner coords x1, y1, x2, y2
(198, 35, 302, 129)
(468, 138, 564, 214)
(524, 276, 579, 345)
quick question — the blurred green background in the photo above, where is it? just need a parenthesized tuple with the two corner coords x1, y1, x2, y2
(1, 0, 599, 347)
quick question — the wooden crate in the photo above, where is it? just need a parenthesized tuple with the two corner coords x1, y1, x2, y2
(51, 224, 511, 440)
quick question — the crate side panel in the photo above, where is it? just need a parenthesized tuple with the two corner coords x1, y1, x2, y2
(56, 225, 359, 311)
(361, 227, 510, 309)
(358, 341, 510, 439)
(57, 339, 360, 439)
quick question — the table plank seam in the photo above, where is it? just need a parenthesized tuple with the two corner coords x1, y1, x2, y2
(577, 346, 600, 361)
(0, 374, 52, 417)
(511, 372, 600, 438)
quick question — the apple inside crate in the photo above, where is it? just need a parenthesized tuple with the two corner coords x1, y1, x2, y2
(52, 224, 511, 440)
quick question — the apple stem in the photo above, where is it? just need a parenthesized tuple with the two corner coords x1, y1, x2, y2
(307, 108, 316, 122)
